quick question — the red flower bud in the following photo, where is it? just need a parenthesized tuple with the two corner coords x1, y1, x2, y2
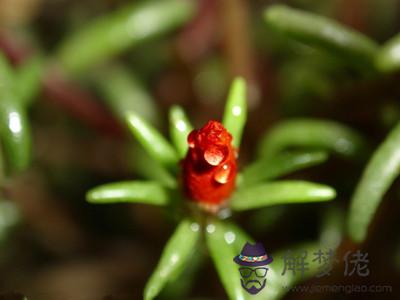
(182, 120, 237, 212)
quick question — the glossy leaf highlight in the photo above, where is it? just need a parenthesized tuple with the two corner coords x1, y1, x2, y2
(206, 219, 249, 300)
(348, 122, 400, 242)
(242, 150, 328, 186)
(126, 112, 178, 170)
(376, 34, 400, 73)
(57, 0, 195, 75)
(264, 5, 378, 68)
(258, 119, 366, 160)
(169, 105, 193, 158)
(144, 218, 201, 300)
(86, 181, 169, 205)
(96, 66, 159, 124)
(232, 180, 336, 211)
(222, 77, 247, 148)
(0, 54, 32, 172)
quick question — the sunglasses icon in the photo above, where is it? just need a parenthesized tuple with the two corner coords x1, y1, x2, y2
(239, 267, 268, 278)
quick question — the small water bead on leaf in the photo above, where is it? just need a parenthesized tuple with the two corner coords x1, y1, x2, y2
(214, 163, 234, 184)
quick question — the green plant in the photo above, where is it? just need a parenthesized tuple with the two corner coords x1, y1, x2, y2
(86, 78, 338, 299)
(264, 3, 400, 245)
(0, 53, 41, 174)
(0, 51, 41, 252)
(56, 0, 195, 76)
(1, 1, 398, 298)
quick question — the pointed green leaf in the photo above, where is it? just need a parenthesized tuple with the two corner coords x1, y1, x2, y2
(169, 105, 193, 158)
(130, 145, 177, 189)
(348, 122, 400, 242)
(86, 181, 169, 205)
(0, 103, 31, 172)
(160, 250, 204, 299)
(376, 34, 400, 73)
(231, 180, 335, 211)
(222, 77, 247, 148)
(320, 206, 344, 249)
(95, 65, 159, 124)
(16, 56, 43, 106)
(144, 218, 201, 300)
(264, 5, 378, 68)
(242, 150, 328, 186)
(258, 118, 366, 160)
(223, 221, 254, 253)
(57, 0, 195, 75)
(205, 219, 249, 300)
(0, 53, 32, 172)
(0, 52, 14, 83)
(126, 111, 178, 170)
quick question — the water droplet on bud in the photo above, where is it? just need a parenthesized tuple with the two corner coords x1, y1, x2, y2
(204, 148, 225, 166)
(214, 163, 232, 184)
(188, 130, 197, 148)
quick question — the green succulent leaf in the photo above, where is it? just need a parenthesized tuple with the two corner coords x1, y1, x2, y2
(57, 0, 195, 75)
(348, 122, 400, 242)
(375, 34, 400, 73)
(144, 218, 201, 300)
(222, 77, 247, 148)
(320, 206, 344, 249)
(169, 105, 193, 158)
(126, 111, 179, 170)
(0, 54, 32, 172)
(231, 180, 336, 211)
(258, 118, 366, 160)
(130, 146, 177, 189)
(0, 103, 31, 172)
(86, 181, 169, 205)
(160, 250, 204, 300)
(95, 65, 159, 124)
(264, 5, 379, 68)
(205, 219, 250, 300)
(16, 56, 43, 106)
(0, 52, 15, 84)
(242, 150, 328, 186)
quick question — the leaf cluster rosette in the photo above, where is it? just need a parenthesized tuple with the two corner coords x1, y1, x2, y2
(86, 78, 346, 299)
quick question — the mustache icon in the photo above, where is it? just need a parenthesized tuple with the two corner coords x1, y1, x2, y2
(241, 279, 266, 295)
(245, 279, 262, 288)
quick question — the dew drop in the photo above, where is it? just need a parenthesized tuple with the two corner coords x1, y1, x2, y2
(204, 149, 224, 166)
(232, 106, 242, 116)
(190, 222, 200, 232)
(176, 120, 187, 132)
(206, 224, 216, 233)
(214, 163, 232, 184)
(224, 231, 236, 244)
(188, 131, 197, 148)
(171, 254, 179, 264)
